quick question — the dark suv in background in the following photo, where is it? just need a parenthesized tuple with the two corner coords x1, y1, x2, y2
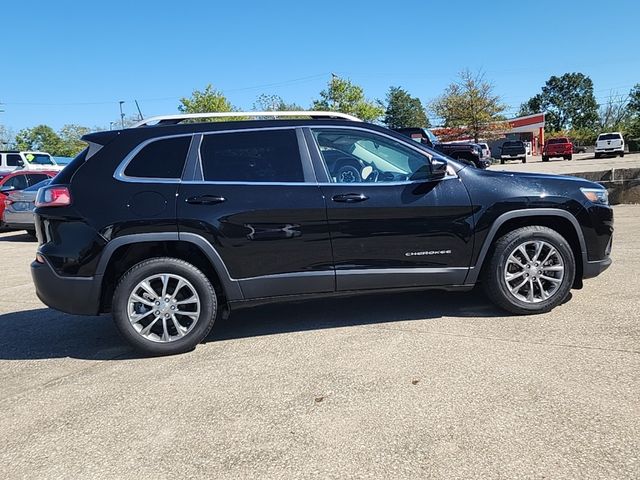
(31, 112, 613, 355)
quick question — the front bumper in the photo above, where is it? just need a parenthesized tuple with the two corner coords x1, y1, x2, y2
(31, 257, 102, 315)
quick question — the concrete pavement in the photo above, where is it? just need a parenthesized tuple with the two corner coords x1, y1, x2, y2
(0, 206, 639, 479)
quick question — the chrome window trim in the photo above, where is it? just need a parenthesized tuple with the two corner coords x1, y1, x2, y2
(114, 133, 194, 184)
(113, 124, 458, 185)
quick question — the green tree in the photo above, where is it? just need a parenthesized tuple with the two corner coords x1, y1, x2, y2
(628, 84, 640, 115)
(253, 93, 301, 112)
(15, 125, 63, 153)
(311, 75, 383, 122)
(430, 69, 507, 142)
(58, 124, 91, 156)
(519, 73, 599, 132)
(178, 84, 241, 121)
(382, 86, 429, 129)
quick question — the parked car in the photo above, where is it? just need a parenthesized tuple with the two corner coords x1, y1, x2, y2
(595, 132, 625, 158)
(500, 140, 527, 163)
(573, 144, 587, 154)
(0, 151, 64, 172)
(478, 142, 492, 161)
(394, 128, 489, 168)
(0, 170, 58, 229)
(31, 111, 613, 355)
(542, 138, 573, 162)
(3, 178, 52, 236)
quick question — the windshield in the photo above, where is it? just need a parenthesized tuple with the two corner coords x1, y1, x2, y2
(24, 153, 55, 165)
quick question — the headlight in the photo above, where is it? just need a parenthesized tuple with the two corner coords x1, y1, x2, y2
(580, 187, 609, 205)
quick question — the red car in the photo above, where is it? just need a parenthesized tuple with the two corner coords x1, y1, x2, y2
(542, 137, 573, 162)
(0, 170, 58, 230)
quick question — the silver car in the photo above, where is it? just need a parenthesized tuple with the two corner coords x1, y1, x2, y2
(2, 178, 51, 236)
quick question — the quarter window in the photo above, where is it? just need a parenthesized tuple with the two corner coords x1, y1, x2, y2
(3, 174, 28, 190)
(312, 129, 432, 183)
(124, 136, 191, 179)
(199, 129, 304, 183)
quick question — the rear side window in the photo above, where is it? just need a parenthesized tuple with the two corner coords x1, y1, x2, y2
(27, 174, 50, 185)
(25, 153, 54, 165)
(200, 129, 303, 183)
(124, 136, 191, 179)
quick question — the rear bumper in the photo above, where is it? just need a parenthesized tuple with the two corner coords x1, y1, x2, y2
(31, 258, 102, 315)
(582, 257, 612, 279)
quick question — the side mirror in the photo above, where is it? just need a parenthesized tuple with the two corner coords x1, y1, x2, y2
(0, 185, 16, 193)
(429, 158, 448, 180)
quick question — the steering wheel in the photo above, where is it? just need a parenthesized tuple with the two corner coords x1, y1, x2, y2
(334, 163, 362, 183)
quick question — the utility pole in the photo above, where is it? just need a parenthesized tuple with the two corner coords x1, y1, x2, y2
(330, 73, 338, 110)
(119, 101, 125, 129)
(134, 100, 144, 121)
(109, 121, 116, 130)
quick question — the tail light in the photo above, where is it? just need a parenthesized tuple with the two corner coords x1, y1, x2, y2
(35, 185, 72, 207)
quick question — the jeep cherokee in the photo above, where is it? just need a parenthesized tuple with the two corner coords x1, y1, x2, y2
(31, 111, 613, 355)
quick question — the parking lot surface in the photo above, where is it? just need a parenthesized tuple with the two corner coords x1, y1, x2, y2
(494, 151, 640, 174)
(1, 206, 639, 480)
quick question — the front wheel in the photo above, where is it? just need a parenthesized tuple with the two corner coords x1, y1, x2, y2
(482, 226, 575, 314)
(521, 157, 527, 163)
(112, 257, 217, 355)
(620, 152, 625, 157)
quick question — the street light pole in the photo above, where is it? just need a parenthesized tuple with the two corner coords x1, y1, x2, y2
(119, 101, 125, 129)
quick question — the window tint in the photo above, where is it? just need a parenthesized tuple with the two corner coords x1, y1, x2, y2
(27, 174, 50, 185)
(7, 154, 22, 166)
(124, 136, 191, 179)
(312, 129, 432, 183)
(25, 153, 55, 165)
(25, 179, 52, 191)
(598, 133, 622, 141)
(3, 174, 28, 190)
(200, 129, 303, 183)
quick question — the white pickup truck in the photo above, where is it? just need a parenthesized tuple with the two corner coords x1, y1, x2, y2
(595, 132, 625, 158)
(0, 151, 64, 172)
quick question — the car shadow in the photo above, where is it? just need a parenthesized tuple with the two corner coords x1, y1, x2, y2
(0, 231, 36, 242)
(0, 288, 511, 361)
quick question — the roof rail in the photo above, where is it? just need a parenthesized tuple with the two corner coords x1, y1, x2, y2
(131, 111, 362, 128)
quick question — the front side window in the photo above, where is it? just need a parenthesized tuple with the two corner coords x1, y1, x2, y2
(124, 136, 191, 179)
(200, 129, 304, 183)
(3, 174, 28, 190)
(7, 154, 22, 166)
(312, 129, 431, 183)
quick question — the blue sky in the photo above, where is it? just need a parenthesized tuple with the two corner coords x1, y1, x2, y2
(1, 0, 639, 132)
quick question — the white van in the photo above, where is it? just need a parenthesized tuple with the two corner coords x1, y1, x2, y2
(595, 132, 625, 158)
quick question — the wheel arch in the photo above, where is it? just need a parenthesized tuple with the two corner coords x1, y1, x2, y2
(97, 233, 243, 313)
(467, 209, 587, 287)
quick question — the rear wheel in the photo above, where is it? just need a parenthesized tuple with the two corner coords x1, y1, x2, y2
(542, 156, 549, 162)
(595, 153, 601, 159)
(112, 257, 217, 355)
(521, 157, 527, 163)
(500, 159, 505, 164)
(620, 152, 625, 157)
(565, 154, 573, 160)
(482, 226, 575, 314)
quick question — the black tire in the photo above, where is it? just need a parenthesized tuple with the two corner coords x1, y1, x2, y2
(481, 226, 575, 315)
(594, 153, 601, 159)
(542, 156, 549, 162)
(500, 159, 505, 164)
(26, 229, 37, 238)
(565, 154, 572, 161)
(112, 257, 217, 355)
(521, 157, 527, 163)
(620, 152, 625, 157)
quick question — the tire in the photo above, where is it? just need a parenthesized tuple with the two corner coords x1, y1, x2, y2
(500, 159, 505, 164)
(481, 226, 576, 315)
(594, 153, 601, 159)
(542, 156, 549, 162)
(521, 157, 527, 163)
(26, 229, 37, 238)
(620, 152, 625, 157)
(112, 257, 217, 355)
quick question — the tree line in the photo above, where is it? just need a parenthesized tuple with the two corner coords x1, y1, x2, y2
(2, 72, 639, 156)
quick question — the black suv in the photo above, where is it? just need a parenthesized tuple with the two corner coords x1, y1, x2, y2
(31, 112, 613, 355)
